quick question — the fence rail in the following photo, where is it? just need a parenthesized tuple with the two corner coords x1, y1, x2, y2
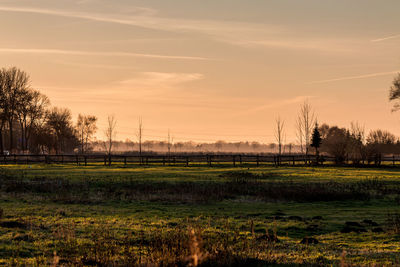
(0, 154, 399, 167)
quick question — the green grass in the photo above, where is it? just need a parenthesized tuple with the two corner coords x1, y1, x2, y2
(1, 165, 400, 266)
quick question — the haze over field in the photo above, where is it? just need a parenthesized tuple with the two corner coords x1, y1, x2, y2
(1, 0, 399, 142)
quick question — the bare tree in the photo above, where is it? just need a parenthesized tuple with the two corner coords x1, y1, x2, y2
(144, 140, 154, 152)
(389, 73, 400, 110)
(46, 107, 78, 154)
(251, 141, 260, 153)
(287, 143, 294, 155)
(0, 100, 4, 153)
(234, 142, 241, 153)
(136, 117, 143, 156)
(167, 129, 173, 155)
(296, 101, 315, 156)
(349, 121, 366, 164)
(274, 116, 285, 156)
(0, 67, 31, 152)
(15, 89, 50, 152)
(215, 140, 225, 152)
(76, 114, 97, 154)
(367, 129, 396, 145)
(104, 115, 117, 162)
(295, 118, 304, 154)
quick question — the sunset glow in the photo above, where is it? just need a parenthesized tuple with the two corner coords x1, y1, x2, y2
(1, 0, 399, 142)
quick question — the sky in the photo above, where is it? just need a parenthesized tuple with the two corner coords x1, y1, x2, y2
(0, 0, 399, 143)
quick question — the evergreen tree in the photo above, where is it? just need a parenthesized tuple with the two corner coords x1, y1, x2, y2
(311, 123, 322, 164)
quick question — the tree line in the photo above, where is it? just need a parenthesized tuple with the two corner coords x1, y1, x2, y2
(0, 67, 97, 154)
(1, 67, 400, 158)
(273, 73, 400, 164)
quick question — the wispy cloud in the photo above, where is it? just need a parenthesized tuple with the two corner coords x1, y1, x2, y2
(118, 72, 204, 87)
(371, 34, 400, 42)
(0, 5, 282, 47)
(239, 96, 313, 116)
(0, 48, 208, 60)
(50, 60, 137, 70)
(0, 5, 358, 54)
(0, 6, 156, 26)
(233, 39, 355, 53)
(309, 71, 400, 84)
(37, 72, 204, 99)
(0, 6, 256, 33)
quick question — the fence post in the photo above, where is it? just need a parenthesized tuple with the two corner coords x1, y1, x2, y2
(239, 155, 242, 165)
(393, 155, 395, 166)
(76, 155, 79, 166)
(209, 155, 212, 167)
(256, 155, 259, 167)
(186, 156, 189, 167)
(124, 156, 127, 165)
(163, 156, 166, 166)
(84, 156, 87, 166)
(104, 156, 107, 166)
(233, 155, 236, 167)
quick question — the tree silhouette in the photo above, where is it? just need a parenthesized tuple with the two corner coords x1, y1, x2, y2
(311, 123, 322, 164)
(136, 117, 143, 157)
(296, 101, 315, 156)
(274, 116, 285, 156)
(104, 115, 117, 165)
(0, 67, 31, 152)
(46, 107, 77, 154)
(76, 114, 97, 154)
(389, 73, 400, 111)
(167, 129, 173, 156)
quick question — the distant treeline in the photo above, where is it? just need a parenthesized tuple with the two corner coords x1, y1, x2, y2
(91, 140, 300, 154)
(1, 66, 400, 162)
(89, 125, 400, 165)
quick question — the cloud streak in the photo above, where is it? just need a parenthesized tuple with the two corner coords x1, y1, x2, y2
(309, 71, 400, 84)
(0, 6, 155, 27)
(0, 5, 283, 47)
(238, 96, 313, 117)
(118, 72, 204, 87)
(0, 5, 358, 54)
(0, 6, 258, 33)
(371, 34, 400, 42)
(0, 48, 208, 60)
(233, 39, 354, 53)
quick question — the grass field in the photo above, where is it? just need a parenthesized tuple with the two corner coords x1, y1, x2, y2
(1, 164, 400, 266)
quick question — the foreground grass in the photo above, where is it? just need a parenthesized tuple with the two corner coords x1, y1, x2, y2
(1, 165, 400, 266)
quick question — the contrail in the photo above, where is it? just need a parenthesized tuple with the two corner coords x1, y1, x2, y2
(309, 71, 400, 84)
(0, 48, 208, 61)
(371, 34, 400, 42)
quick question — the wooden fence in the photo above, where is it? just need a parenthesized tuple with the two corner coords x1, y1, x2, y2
(0, 154, 399, 167)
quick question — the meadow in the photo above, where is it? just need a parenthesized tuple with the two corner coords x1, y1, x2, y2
(1, 164, 400, 266)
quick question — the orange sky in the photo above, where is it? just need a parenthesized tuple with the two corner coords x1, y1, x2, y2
(1, 0, 400, 143)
